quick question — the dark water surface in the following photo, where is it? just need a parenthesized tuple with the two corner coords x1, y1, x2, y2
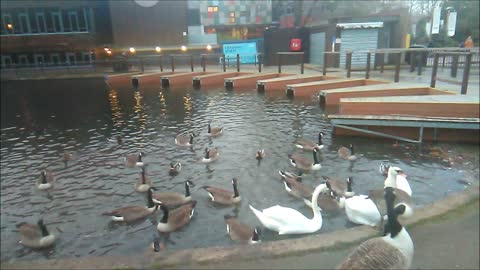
(1, 78, 478, 262)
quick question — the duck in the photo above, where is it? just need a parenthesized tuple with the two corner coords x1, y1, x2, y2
(202, 178, 241, 205)
(152, 180, 195, 208)
(343, 186, 413, 228)
(249, 183, 325, 235)
(224, 215, 261, 244)
(207, 123, 223, 137)
(322, 176, 355, 198)
(135, 167, 153, 193)
(37, 170, 55, 190)
(169, 162, 182, 176)
(288, 148, 321, 171)
(304, 189, 345, 211)
(200, 147, 220, 163)
(17, 219, 56, 248)
(279, 171, 313, 199)
(384, 166, 412, 196)
(338, 144, 357, 160)
(256, 149, 265, 160)
(156, 200, 197, 233)
(336, 187, 414, 270)
(295, 131, 325, 151)
(102, 187, 159, 222)
(124, 152, 144, 167)
(175, 133, 194, 147)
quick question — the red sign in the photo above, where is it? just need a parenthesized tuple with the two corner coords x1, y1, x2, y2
(290, 39, 302, 51)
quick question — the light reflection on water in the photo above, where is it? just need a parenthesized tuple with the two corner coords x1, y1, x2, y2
(0, 78, 478, 262)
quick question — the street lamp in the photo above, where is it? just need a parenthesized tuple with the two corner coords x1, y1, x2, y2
(129, 47, 136, 54)
(206, 44, 212, 51)
(181, 45, 187, 52)
(155, 46, 161, 53)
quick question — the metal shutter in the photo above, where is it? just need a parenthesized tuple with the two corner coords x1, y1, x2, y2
(340, 28, 379, 68)
(309, 32, 325, 66)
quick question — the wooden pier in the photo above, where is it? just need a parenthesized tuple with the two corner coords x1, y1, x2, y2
(286, 78, 389, 97)
(192, 72, 251, 88)
(256, 74, 339, 92)
(319, 83, 455, 106)
(224, 73, 292, 89)
(132, 71, 177, 88)
(161, 72, 212, 88)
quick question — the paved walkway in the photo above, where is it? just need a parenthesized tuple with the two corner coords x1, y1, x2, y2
(186, 200, 479, 269)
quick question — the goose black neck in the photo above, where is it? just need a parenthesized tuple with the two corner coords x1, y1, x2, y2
(313, 151, 319, 164)
(39, 222, 50, 237)
(347, 178, 353, 192)
(252, 229, 260, 241)
(160, 207, 169, 223)
(147, 190, 155, 208)
(138, 154, 142, 162)
(318, 133, 323, 145)
(189, 135, 193, 144)
(185, 182, 191, 197)
(384, 189, 402, 238)
(141, 171, 146, 184)
(350, 145, 355, 155)
(233, 181, 239, 198)
(41, 172, 47, 184)
(205, 149, 210, 159)
(208, 124, 211, 133)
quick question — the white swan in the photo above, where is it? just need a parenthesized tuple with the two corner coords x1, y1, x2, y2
(384, 166, 412, 196)
(249, 183, 326, 235)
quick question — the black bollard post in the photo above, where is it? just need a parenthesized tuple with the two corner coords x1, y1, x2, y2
(430, 53, 439, 88)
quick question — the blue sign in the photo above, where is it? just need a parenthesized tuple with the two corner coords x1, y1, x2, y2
(222, 42, 258, 64)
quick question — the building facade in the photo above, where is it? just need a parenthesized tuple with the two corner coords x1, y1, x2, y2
(0, 0, 112, 68)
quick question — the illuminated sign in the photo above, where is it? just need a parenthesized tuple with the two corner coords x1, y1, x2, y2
(222, 42, 258, 64)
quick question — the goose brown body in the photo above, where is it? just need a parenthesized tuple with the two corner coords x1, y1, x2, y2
(156, 200, 197, 233)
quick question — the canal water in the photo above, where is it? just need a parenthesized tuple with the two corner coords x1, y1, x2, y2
(1, 78, 478, 262)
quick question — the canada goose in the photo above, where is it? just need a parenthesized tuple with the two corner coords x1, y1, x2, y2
(338, 144, 357, 160)
(156, 200, 197, 233)
(175, 133, 194, 147)
(304, 190, 345, 211)
(379, 162, 389, 176)
(336, 187, 414, 269)
(124, 152, 144, 168)
(256, 149, 265, 160)
(249, 183, 326, 235)
(37, 170, 55, 190)
(322, 176, 355, 198)
(224, 215, 261, 244)
(102, 187, 159, 222)
(152, 180, 195, 208)
(288, 148, 321, 170)
(169, 162, 182, 176)
(202, 178, 241, 205)
(278, 170, 303, 182)
(17, 219, 56, 248)
(135, 167, 153, 193)
(295, 132, 325, 151)
(279, 171, 313, 199)
(207, 124, 223, 137)
(201, 147, 220, 163)
(384, 166, 412, 196)
(343, 187, 413, 228)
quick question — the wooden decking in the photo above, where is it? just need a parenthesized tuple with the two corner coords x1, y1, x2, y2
(193, 72, 251, 88)
(256, 74, 339, 92)
(161, 72, 212, 88)
(105, 72, 141, 87)
(224, 73, 293, 89)
(132, 71, 177, 88)
(339, 95, 479, 118)
(286, 78, 389, 97)
(319, 83, 455, 106)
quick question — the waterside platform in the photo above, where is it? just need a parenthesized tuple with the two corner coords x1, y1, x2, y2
(286, 78, 389, 97)
(161, 72, 212, 88)
(132, 71, 177, 88)
(105, 72, 141, 87)
(329, 114, 480, 143)
(193, 72, 251, 88)
(224, 73, 292, 89)
(256, 74, 339, 92)
(319, 83, 455, 106)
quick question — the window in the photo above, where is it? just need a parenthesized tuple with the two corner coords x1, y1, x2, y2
(18, 55, 29, 66)
(1, 56, 12, 68)
(2, 14, 13, 34)
(65, 52, 76, 65)
(36, 12, 47, 33)
(34, 54, 45, 65)
(51, 11, 63, 32)
(207, 6, 218, 13)
(229, 17, 235, 23)
(81, 52, 92, 64)
(68, 11, 79, 32)
(50, 53, 60, 65)
(229, 12, 235, 17)
(18, 12, 31, 33)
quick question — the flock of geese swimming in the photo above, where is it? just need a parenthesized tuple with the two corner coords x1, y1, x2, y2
(20, 125, 415, 269)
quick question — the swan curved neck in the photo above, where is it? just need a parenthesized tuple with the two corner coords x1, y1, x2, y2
(386, 172, 397, 188)
(310, 185, 325, 218)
